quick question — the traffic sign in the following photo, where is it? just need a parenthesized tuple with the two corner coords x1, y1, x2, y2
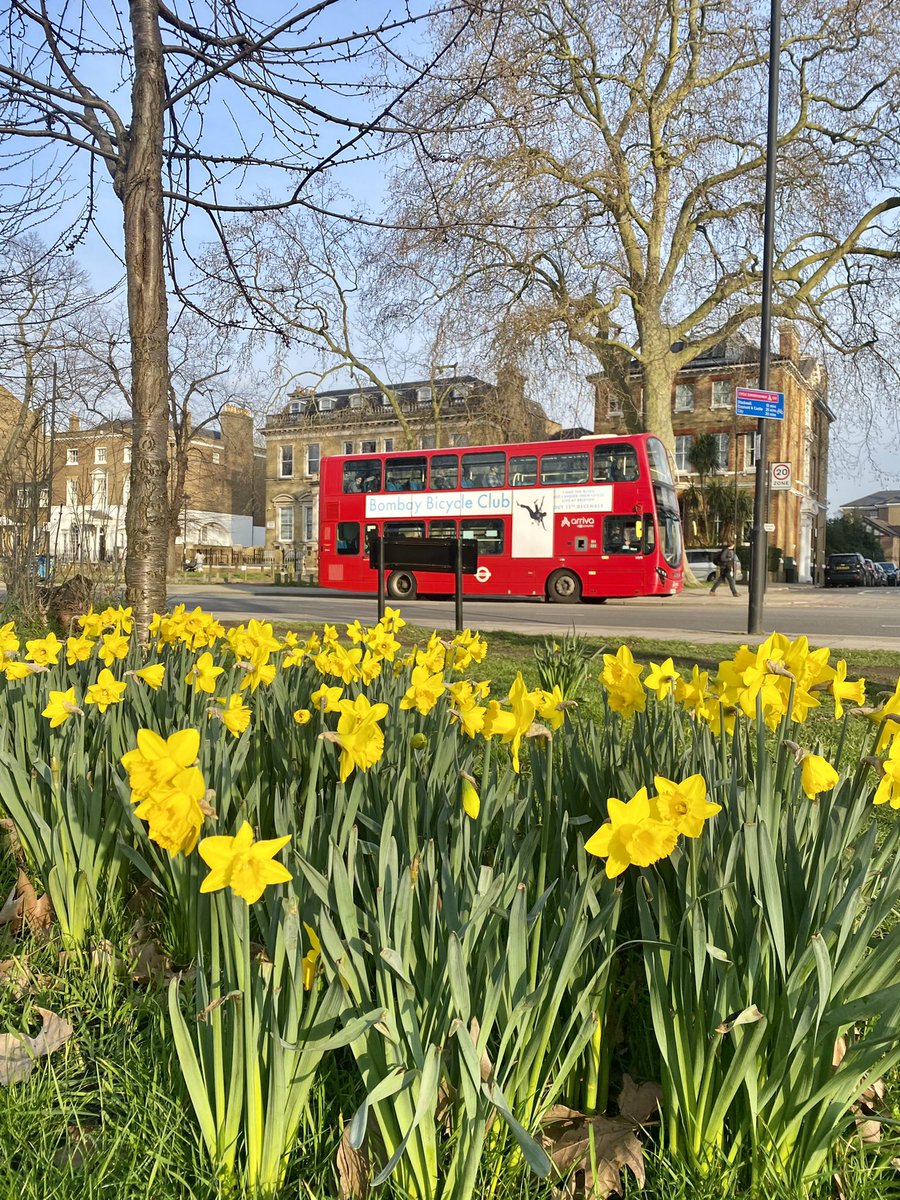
(735, 387, 785, 420)
(763, 523, 776, 532)
(770, 461, 792, 490)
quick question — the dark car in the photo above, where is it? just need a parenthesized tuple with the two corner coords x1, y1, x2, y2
(879, 561, 899, 587)
(824, 552, 867, 587)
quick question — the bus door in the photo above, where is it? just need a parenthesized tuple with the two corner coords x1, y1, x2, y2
(597, 512, 658, 595)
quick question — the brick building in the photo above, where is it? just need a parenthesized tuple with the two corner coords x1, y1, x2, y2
(48, 405, 265, 564)
(592, 326, 832, 583)
(261, 372, 557, 566)
(0, 382, 49, 561)
(840, 491, 900, 563)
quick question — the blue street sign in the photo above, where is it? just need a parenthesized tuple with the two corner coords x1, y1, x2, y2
(735, 387, 785, 420)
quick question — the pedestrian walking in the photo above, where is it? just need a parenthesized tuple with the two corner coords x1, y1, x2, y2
(710, 540, 739, 596)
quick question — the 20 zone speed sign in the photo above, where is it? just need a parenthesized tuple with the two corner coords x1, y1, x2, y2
(770, 462, 792, 490)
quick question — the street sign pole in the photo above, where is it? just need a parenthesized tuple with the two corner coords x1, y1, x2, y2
(749, 0, 781, 636)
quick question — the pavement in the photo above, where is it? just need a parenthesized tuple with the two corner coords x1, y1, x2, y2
(164, 582, 900, 651)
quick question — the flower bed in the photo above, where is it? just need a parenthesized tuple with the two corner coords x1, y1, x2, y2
(1, 607, 899, 1197)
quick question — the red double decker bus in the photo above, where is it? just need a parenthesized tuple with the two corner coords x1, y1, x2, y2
(317, 433, 683, 602)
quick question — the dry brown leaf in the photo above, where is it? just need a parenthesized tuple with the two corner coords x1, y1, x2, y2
(540, 1105, 646, 1199)
(0, 885, 19, 929)
(616, 1076, 662, 1125)
(129, 940, 172, 984)
(0, 872, 53, 938)
(0, 1006, 74, 1085)
(336, 1121, 369, 1200)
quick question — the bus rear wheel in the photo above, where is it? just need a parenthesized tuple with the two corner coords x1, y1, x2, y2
(546, 569, 582, 604)
(386, 570, 417, 600)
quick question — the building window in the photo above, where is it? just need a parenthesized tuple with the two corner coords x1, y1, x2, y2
(674, 384, 694, 413)
(303, 505, 314, 541)
(92, 471, 108, 509)
(608, 393, 623, 416)
(66, 448, 79, 466)
(278, 445, 294, 478)
(711, 380, 731, 409)
(306, 443, 320, 475)
(450, 433, 469, 448)
(95, 446, 107, 464)
(713, 433, 729, 470)
(123, 446, 132, 464)
(674, 435, 694, 472)
(343, 441, 354, 455)
(66, 479, 79, 507)
(361, 440, 377, 454)
(383, 438, 394, 452)
(277, 504, 294, 541)
(743, 433, 758, 472)
(420, 434, 437, 451)
(416, 387, 431, 405)
(212, 451, 221, 464)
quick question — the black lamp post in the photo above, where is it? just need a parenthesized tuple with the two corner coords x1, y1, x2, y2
(748, 0, 782, 635)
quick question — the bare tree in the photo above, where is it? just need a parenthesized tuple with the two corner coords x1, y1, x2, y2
(0, 0, 497, 624)
(384, 0, 900, 455)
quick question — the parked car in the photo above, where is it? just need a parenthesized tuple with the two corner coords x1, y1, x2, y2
(878, 561, 899, 586)
(864, 558, 878, 586)
(824, 552, 867, 587)
(686, 547, 746, 583)
(872, 562, 887, 586)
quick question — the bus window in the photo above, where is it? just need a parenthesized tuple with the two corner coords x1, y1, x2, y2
(540, 452, 590, 485)
(430, 454, 458, 490)
(603, 516, 643, 554)
(642, 517, 656, 554)
(509, 455, 537, 487)
(461, 451, 506, 489)
(461, 518, 504, 555)
(660, 511, 683, 566)
(646, 437, 675, 485)
(385, 456, 427, 491)
(429, 519, 457, 538)
(343, 460, 382, 493)
(384, 521, 425, 539)
(337, 522, 360, 555)
(593, 444, 639, 482)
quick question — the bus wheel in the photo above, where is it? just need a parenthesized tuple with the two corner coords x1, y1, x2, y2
(386, 570, 417, 600)
(546, 569, 582, 603)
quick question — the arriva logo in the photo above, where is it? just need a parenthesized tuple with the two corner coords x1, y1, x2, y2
(560, 515, 595, 528)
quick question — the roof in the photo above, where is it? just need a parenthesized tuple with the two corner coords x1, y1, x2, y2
(862, 515, 900, 539)
(842, 490, 900, 509)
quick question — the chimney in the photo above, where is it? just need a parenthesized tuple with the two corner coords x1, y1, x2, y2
(68, 414, 80, 432)
(779, 323, 799, 363)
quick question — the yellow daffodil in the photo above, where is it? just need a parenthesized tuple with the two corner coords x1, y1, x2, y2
(460, 774, 480, 819)
(134, 766, 207, 856)
(66, 634, 95, 665)
(335, 694, 389, 782)
(311, 684, 343, 713)
(644, 657, 681, 701)
(381, 606, 406, 632)
(364, 623, 401, 661)
(213, 693, 251, 737)
(345, 619, 365, 644)
(302, 924, 320, 990)
(832, 660, 866, 720)
(449, 680, 487, 737)
(482, 673, 536, 772)
(400, 664, 446, 715)
(651, 774, 721, 838)
(0, 620, 20, 660)
(533, 685, 567, 731)
(3, 660, 44, 681)
(800, 753, 840, 799)
(78, 608, 106, 639)
(133, 663, 166, 689)
(293, 708, 311, 725)
(605, 673, 646, 718)
(98, 631, 130, 667)
(675, 666, 709, 717)
(84, 668, 127, 712)
(585, 787, 679, 878)
(322, 623, 340, 648)
(186, 651, 225, 693)
(121, 728, 201, 800)
(25, 631, 63, 666)
(199, 820, 292, 904)
(41, 686, 82, 728)
(238, 649, 277, 693)
(874, 740, 900, 808)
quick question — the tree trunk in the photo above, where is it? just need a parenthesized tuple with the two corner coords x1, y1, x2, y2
(640, 340, 677, 460)
(121, 0, 170, 629)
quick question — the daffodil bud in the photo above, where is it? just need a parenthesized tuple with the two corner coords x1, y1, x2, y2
(459, 772, 480, 820)
(410, 732, 428, 751)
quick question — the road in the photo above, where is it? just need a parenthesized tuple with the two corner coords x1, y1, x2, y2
(165, 583, 900, 650)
